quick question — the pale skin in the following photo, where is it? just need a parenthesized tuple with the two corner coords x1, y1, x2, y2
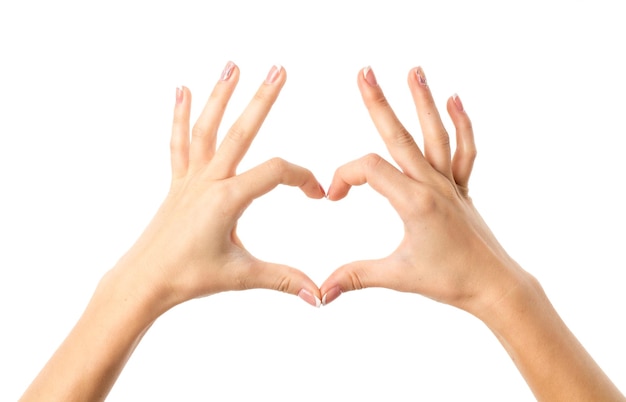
(20, 62, 624, 402)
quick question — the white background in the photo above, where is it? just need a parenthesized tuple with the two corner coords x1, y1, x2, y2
(1, 1, 625, 400)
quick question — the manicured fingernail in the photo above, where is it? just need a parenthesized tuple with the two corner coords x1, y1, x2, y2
(452, 93, 464, 112)
(298, 289, 321, 308)
(321, 286, 342, 306)
(220, 61, 235, 81)
(265, 64, 282, 84)
(363, 66, 377, 86)
(416, 66, 427, 86)
(175, 86, 183, 105)
(325, 185, 333, 200)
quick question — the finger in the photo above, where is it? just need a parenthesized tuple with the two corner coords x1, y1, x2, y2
(233, 157, 325, 202)
(171, 86, 191, 180)
(408, 66, 453, 178)
(243, 260, 322, 308)
(189, 61, 240, 170)
(358, 66, 432, 181)
(319, 259, 395, 305)
(326, 153, 414, 213)
(210, 65, 286, 179)
(447, 94, 476, 195)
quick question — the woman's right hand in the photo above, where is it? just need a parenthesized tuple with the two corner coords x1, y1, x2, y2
(113, 62, 326, 314)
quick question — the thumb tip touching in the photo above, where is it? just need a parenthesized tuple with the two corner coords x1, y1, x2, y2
(321, 285, 343, 306)
(297, 286, 343, 308)
(297, 288, 322, 308)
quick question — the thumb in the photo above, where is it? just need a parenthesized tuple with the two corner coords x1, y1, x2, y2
(246, 259, 322, 308)
(320, 258, 391, 306)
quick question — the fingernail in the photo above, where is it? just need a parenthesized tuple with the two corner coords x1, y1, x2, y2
(363, 66, 377, 86)
(452, 93, 464, 112)
(220, 61, 235, 81)
(265, 64, 282, 84)
(416, 66, 427, 86)
(321, 286, 342, 306)
(298, 289, 321, 308)
(175, 86, 183, 105)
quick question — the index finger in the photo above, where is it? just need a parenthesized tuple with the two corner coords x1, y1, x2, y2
(233, 157, 325, 202)
(209, 65, 286, 179)
(358, 66, 432, 181)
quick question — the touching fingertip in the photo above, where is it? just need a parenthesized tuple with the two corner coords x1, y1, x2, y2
(298, 288, 321, 308)
(318, 183, 327, 198)
(325, 185, 335, 201)
(321, 286, 342, 306)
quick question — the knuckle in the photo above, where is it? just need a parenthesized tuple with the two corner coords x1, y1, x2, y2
(191, 124, 208, 139)
(274, 274, 292, 293)
(455, 144, 477, 167)
(208, 90, 228, 113)
(225, 124, 247, 144)
(362, 153, 384, 171)
(390, 127, 417, 148)
(403, 185, 437, 220)
(209, 181, 239, 211)
(170, 136, 186, 153)
(345, 269, 366, 291)
(367, 90, 390, 108)
(460, 117, 474, 133)
(465, 144, 478, 162)
(266, 157, 288, 175)
(253, 88, 274, 104)
(434, 130, 451, 147)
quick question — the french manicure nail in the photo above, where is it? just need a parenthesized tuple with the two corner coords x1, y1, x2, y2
(220, 61, 235, 81)
(321, 286, 342, 306)
(175, 86, 183, 104)
(325, 185, 333, 200)
(363, 66, 377, 86)
(416, 66, 427, 86)
(265, 64, 282, 84)
(298, 288, 321, 308)
(452, 93, 464, 112)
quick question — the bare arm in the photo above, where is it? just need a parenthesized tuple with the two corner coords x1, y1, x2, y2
(320, 66, 625, 401)
(20, 62, 324, 402)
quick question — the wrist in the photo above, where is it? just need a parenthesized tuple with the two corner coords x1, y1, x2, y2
(100, 257, 178, 325)
(471, 265, 545, 333)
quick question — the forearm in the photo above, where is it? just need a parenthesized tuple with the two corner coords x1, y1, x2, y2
(479, 270, 625, 402)
(20, 264, 166, 402)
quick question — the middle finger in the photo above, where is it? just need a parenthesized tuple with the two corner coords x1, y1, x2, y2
(209, 65, 286, 179)
(358, 66, 432, 181)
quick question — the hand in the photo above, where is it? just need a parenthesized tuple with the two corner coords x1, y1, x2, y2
(115, 62, 325, 311)
(321, 66, 524, 316)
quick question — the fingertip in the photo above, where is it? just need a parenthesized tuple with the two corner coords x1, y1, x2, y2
(298, 288, 321, 308)
(316, 182, 327, 199)
(265, 64, 286, 85)
(300, 173, 326, 200)
(325, 183, 349, 202)
(175, 85, 191, 107)
(219, 61, 237, 81)
(321, 286, 343, 306)
(452, 93, 464, 112)
(357, 66, 376, 91)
